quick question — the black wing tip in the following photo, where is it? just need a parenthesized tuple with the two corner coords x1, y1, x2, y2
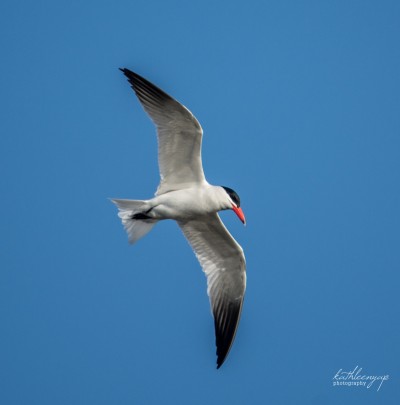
(215, 348, 229, 369)
(119, 67, 141, 83)
(119, 67, 133, 76)
(119, 67, 138, 90)
(216, 342, 230, 369)
(119, 67, 173, 104)
(214, 299, 243, 369)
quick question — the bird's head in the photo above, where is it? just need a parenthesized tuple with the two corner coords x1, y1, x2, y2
(221, 186, 246, 225)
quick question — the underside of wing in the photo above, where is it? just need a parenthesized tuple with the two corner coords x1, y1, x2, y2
(120, 68, 206, 194)
(178, 214, 246, 368)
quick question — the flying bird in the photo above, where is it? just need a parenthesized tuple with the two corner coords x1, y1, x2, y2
(112, 68, 246, 368)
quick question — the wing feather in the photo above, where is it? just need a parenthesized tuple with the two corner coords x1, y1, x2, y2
(178, 214, 246, 368)
(120, 68, 206, 194)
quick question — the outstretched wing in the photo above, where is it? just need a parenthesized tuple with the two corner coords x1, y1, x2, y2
(178, 214, 246, 368)
(120, 68, 206, 195)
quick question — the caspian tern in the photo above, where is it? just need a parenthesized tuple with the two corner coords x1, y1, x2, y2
(112, 68, 246, 368)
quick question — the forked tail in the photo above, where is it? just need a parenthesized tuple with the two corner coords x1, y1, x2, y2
(111, 199, 157, 244)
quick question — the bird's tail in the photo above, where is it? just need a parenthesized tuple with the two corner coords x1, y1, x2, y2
(111, 199, 157, 244)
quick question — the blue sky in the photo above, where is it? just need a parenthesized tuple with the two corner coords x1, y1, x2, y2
(1, 0, 399, 404)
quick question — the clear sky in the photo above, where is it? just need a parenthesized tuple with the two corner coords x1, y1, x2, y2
(1, 1, 399, 404)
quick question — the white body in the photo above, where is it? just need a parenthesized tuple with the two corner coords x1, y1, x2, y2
(147, 184, 230, 220)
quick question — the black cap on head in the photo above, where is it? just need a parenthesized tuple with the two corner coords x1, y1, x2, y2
(222, 186, 241, 207)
